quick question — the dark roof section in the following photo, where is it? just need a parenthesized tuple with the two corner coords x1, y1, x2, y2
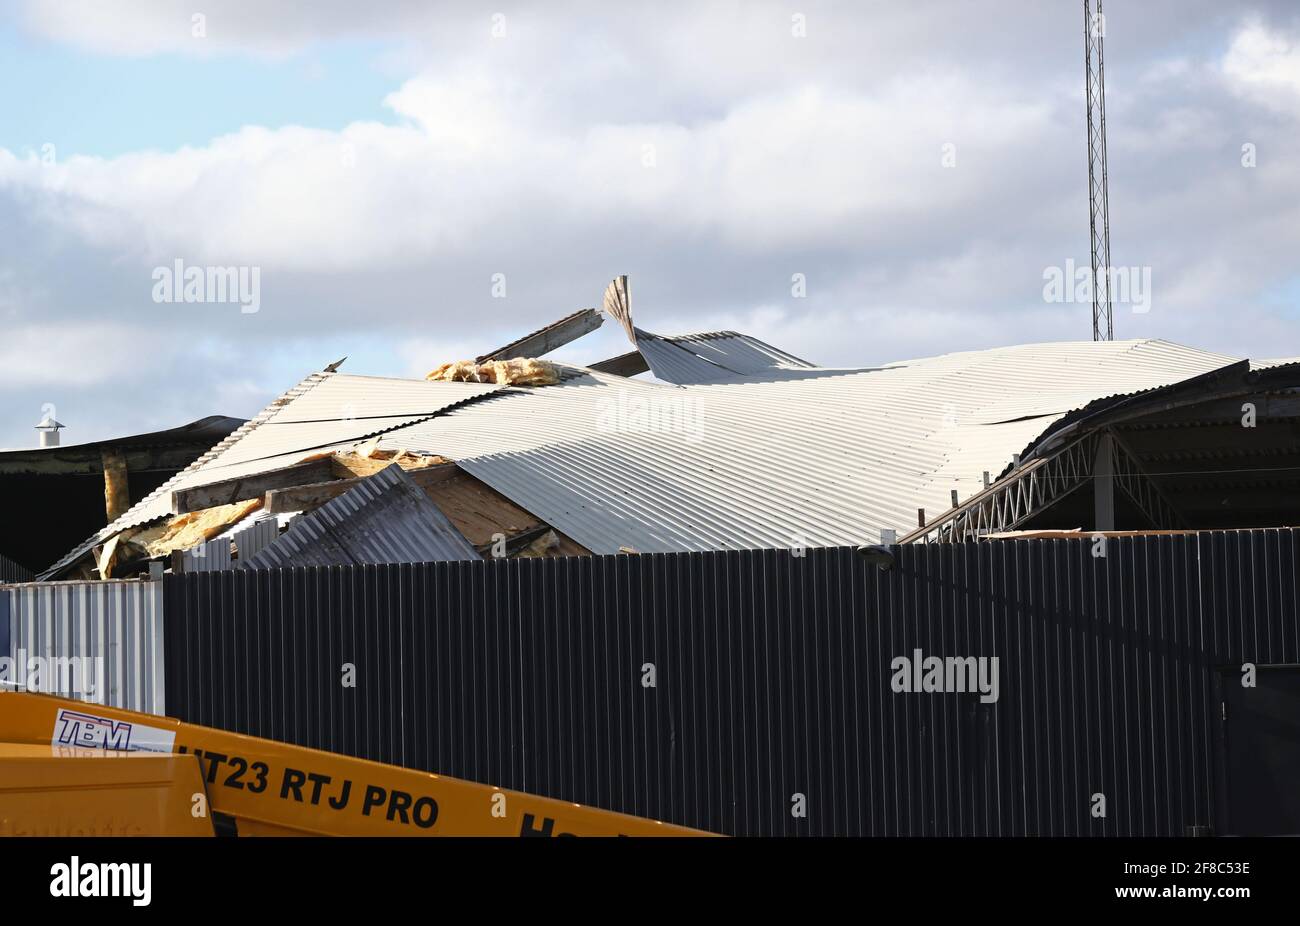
(0, 416, 244, 459)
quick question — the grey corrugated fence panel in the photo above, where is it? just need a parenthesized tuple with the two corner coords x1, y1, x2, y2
(0, 552, 34, 584)
(5, 579, 165, 714)
(233, 518, 280, 562)
(183, 537, 232, 573)
(163, 529, 1300, 835)
(240, 464, 479, 570)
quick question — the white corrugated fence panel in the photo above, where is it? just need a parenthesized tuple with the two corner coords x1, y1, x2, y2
(2, 579, 165, 715)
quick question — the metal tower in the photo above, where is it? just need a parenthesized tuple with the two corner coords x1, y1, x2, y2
(1083, 0, 1113, 341)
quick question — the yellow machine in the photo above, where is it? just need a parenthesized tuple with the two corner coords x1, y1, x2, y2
(0, 691, 709, 837)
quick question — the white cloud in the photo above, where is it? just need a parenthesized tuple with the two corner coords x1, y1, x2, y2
(0, 322, 167, 387)
(0, 65, 1055, 272)
(15, 0, 437, 57)
(4, 2, 1300, 448)
(1223, 21, 1300, 109)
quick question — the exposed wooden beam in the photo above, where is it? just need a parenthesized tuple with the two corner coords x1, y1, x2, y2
(101, 448, 130, 522)
(171, 458, 336, 514)
(588, 350, 650, 377)
(263, 463, 460, 514)
(476, 308, 603, 363)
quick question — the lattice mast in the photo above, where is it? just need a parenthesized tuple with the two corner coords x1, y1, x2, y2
(1083, 0, 1113, 341)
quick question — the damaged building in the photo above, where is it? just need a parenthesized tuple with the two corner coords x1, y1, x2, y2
(5, 276, 1300, 837)
(22, 276, 1300, 582)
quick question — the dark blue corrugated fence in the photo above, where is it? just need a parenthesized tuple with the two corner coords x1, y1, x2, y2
(163, 530, 1300, 835)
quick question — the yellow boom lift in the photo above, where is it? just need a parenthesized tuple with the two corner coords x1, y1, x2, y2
(0, 691, 709, 837)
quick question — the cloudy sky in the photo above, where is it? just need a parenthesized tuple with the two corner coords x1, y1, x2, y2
(2, 0, 1299, 447)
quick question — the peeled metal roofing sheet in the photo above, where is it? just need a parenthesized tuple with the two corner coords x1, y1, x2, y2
(377, 339, 1241, 552)
(634, 328, 835, 384)
(241, 464, 479, 569)
(664, 331, 818, 374)
(633, 330, 736, 384)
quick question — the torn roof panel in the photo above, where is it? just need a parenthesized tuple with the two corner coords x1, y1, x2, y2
(663, 331, 818, 374)
(633, 330, 738, 384)
(634, 328, 847, 384)
(241, 464, 479, 569)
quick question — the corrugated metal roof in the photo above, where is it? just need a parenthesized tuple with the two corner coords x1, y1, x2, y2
(376, 338, 1240, 552)
(634, 328, 828, 384)
(241, 464, 479, 569)
(43, 336, 1257, 574)
(40, 373, 505, 579)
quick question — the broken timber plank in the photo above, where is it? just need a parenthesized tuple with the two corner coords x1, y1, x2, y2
(476, 308, 603, 363)
(263, 462, 460, 514)
(171, 458, 336, 514)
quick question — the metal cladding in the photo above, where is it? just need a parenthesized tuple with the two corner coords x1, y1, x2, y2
(4, 579, 166, 714)
(163, 529, 1300, 836)
(230, 517, 281, 563)
(240, 464, 479, 569)
(181, 536, 233, 573)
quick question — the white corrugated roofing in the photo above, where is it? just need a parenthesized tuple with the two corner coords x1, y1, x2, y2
(370, 338, 1240, 553)
(39, 374, 504, 578)
(37, 336, 1262, 576)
